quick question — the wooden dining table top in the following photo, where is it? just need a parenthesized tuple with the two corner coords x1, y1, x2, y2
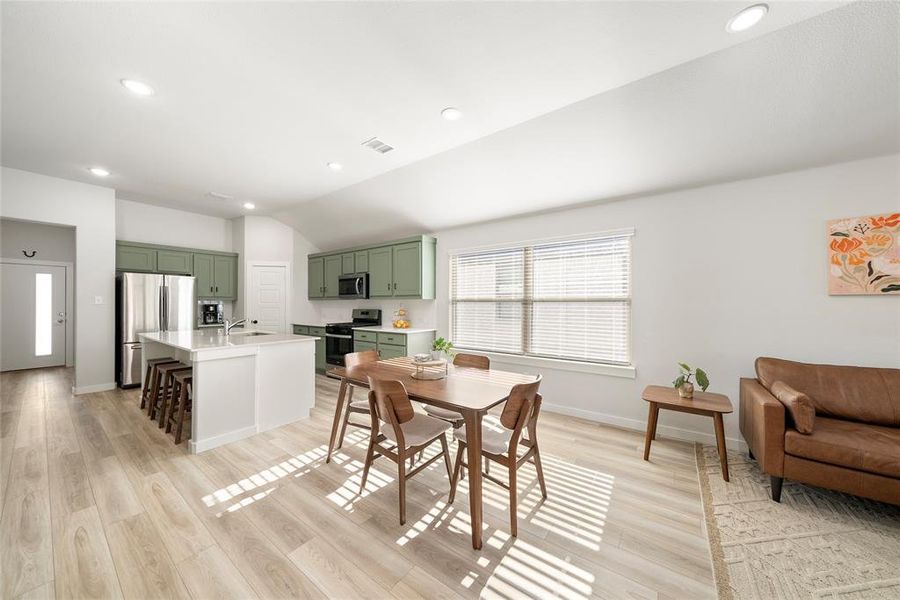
(327, 356, 538, 413)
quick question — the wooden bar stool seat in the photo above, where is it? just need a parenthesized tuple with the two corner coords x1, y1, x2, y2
(149, 362, 191, 424)
(141, 357, 179, 409)
(166, 371, 193, 444)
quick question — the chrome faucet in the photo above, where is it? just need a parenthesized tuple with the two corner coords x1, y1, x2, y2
(223, 318, 247, 336)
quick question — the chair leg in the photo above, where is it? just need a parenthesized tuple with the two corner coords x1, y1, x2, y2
(336, 386, 354, 450)
(448, 442, 465, 504)
(508, 462, 518, 537)
(438, 433, 452, 482)
(166, 379, 180, 433)
(359, 436, 376, 494)
(173, 382, 190, 444)
(485, 459, 490, 476)
(398, 452, 407, 525)
(532, 445, 548, 499)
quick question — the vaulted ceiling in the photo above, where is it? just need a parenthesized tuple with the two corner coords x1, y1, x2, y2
(3, 1, 896, 249)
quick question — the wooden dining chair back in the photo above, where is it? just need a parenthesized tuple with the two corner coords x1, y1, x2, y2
(359, 376, 453, 525)
(334, 349, 381, 451)
(449, 375, 546, 537)
(452, 353, 490, 370)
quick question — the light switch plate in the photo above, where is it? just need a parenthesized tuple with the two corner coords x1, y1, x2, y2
(94, 296, 103, 305)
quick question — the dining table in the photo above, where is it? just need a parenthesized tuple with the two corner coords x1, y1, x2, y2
(326, 356, 539, 550)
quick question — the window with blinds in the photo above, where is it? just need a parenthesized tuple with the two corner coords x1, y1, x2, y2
(450, 232, 632, 365)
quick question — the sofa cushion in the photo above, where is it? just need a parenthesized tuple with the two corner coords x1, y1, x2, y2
(770, 381, 815, 434)
(756, 357, 900, 427)
(784, 417, 900, 479)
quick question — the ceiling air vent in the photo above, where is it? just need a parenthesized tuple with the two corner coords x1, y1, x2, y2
(361, 137, 394, 154)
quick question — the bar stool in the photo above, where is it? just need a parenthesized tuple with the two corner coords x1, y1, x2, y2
(141, 357, 179, 409)
(166, 371, 193, 444)
(149, 362, 191, 423)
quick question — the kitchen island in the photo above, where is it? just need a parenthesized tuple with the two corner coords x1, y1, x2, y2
(139, 329, 318, 453)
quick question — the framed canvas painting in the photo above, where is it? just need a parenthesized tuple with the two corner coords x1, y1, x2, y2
(828, 212, 900, 295)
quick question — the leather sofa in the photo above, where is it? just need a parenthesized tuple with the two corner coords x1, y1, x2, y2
(740, 357, 899, 505)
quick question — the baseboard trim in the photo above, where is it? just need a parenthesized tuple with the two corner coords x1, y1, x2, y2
(189, 425, 258, 454)
(542, 401, 748, 452)
(73, 382, 116, 395)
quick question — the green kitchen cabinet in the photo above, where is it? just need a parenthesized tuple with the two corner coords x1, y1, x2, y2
(157, 249, 193, 275)
(116, 244, 157, 272)
(292, 325, 310, 335)
(377, 344, 407, 360)
(212, 255, 237, 299)
(392, 242, 422, 297)
(308, 257, 325, 298)
(193, 254, 216, 296)
(353, 340, 377, 353)
(354, 251, 368, 273)
(308, 326, 327, 372)
(341, 253, 356, 274)
(323, 255, 342, 298)
(368, 246, 394, 297)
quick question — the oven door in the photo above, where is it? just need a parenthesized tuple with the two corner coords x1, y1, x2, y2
(338, 274, 368, 299)
(325, 333, 353, 366)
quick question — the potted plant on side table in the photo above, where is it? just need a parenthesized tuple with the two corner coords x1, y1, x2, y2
(673, 362, 709, 399)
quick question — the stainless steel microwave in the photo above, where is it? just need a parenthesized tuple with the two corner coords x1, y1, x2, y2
(338, 273, 369, 299)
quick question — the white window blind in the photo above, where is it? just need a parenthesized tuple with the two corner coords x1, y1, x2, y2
(450, 232, 632, 365)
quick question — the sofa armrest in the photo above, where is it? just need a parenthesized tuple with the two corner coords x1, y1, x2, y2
(740, 378, 785, 477)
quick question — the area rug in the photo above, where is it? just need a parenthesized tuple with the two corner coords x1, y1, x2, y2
(695, 444, 900, 600)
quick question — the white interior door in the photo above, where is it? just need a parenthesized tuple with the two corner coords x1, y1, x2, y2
(1, 263, 67, 371)
(248, 265, 287, 333)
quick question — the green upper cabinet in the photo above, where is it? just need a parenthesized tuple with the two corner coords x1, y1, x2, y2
(193, 254, 215, 296)
(212, 255, 236, 299)
(354, 250, 368, 273)
(323, 255, 343, 298)
(116, 244, 157, 272)
(308, 257, 325, 298)
(157, 249, 193, 275)
(307, 235, 435, 300)
(393, 242, 422, 297)
(368, 246, 394, 297)
(341, 253, 355, 274)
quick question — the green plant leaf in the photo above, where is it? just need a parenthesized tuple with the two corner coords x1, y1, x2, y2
(678, 362, 691, 373)
(696, 368, 710, 391)
(673, 375, 685, 388)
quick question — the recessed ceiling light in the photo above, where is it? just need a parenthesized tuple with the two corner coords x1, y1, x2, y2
(89, 167, 110, 177)
(327, 162, 343, 171)
(120, 78, 155, 96)
(726, 4, 768, 33)
(243, 202, 256, 210)
(441, 107, 462, 121)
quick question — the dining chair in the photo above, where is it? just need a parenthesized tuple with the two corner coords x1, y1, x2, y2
(422, 353, 491, 427)
(448, 376, 546, 537)
(335, 349, 380, 450)
(359, 376, 454, 525)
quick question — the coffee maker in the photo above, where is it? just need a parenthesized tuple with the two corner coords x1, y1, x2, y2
(197, 300, 224, 327)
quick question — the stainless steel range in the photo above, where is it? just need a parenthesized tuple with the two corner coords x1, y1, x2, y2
(325, 308, 381, 366)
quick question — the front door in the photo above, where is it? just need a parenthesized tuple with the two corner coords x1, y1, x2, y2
(248, 265, 287, 333)
(1, 262, 67, 371)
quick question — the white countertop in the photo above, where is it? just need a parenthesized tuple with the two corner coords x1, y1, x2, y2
(140, 329, 318, 352)
(352, 326, 437, 334)
(293, 323, 328, 328)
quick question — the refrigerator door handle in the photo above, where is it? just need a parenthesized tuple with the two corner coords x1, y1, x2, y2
(160, 285, 168, 331)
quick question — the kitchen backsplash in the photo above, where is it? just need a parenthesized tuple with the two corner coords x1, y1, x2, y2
(313, 299, 437, 329)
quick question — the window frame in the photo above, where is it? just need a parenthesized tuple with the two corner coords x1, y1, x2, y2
(449, 229, 634, 371)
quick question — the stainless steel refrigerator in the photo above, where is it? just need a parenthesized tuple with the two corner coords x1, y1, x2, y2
(116, 272, 196, 387)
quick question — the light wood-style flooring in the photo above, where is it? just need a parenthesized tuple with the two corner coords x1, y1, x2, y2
(0, 366, 715, 599)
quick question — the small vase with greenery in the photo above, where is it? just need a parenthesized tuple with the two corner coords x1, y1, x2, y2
(432, 337, 454, 362)
(673, 362, 709, 399)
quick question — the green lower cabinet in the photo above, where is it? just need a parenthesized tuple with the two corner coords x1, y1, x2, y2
(157, 250, 193, 275)
(377, 344, 406, 360)
(116, 245, 157, 272)
(353, 340, 377, 353)
(308, 326, 327, 372)
(292, 325, 310, 335)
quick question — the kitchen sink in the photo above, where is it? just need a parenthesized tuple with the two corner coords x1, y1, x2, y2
(229, 331, 273, 337)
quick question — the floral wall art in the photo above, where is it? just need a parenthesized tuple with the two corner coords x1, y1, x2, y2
(828, 212, 900, 295)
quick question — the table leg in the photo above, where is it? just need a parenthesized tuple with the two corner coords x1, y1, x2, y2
(463, 410, 484, 550)
(713, 412, 729, 482)
(326, 378, 349, 464)
(643, 402, 659, 461)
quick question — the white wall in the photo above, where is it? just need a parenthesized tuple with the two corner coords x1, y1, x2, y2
(232, 216, 296, 325)
(1, 218, 76, 262)
(116, 198, 232, 251)
(1, 167, 117, 393)
(431, 154, 900, 447)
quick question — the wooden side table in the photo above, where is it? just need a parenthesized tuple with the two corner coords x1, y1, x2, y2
(641, 385, 734, 481)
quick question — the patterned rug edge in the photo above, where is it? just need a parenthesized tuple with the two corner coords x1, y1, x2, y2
(695, 442, 734, 600)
